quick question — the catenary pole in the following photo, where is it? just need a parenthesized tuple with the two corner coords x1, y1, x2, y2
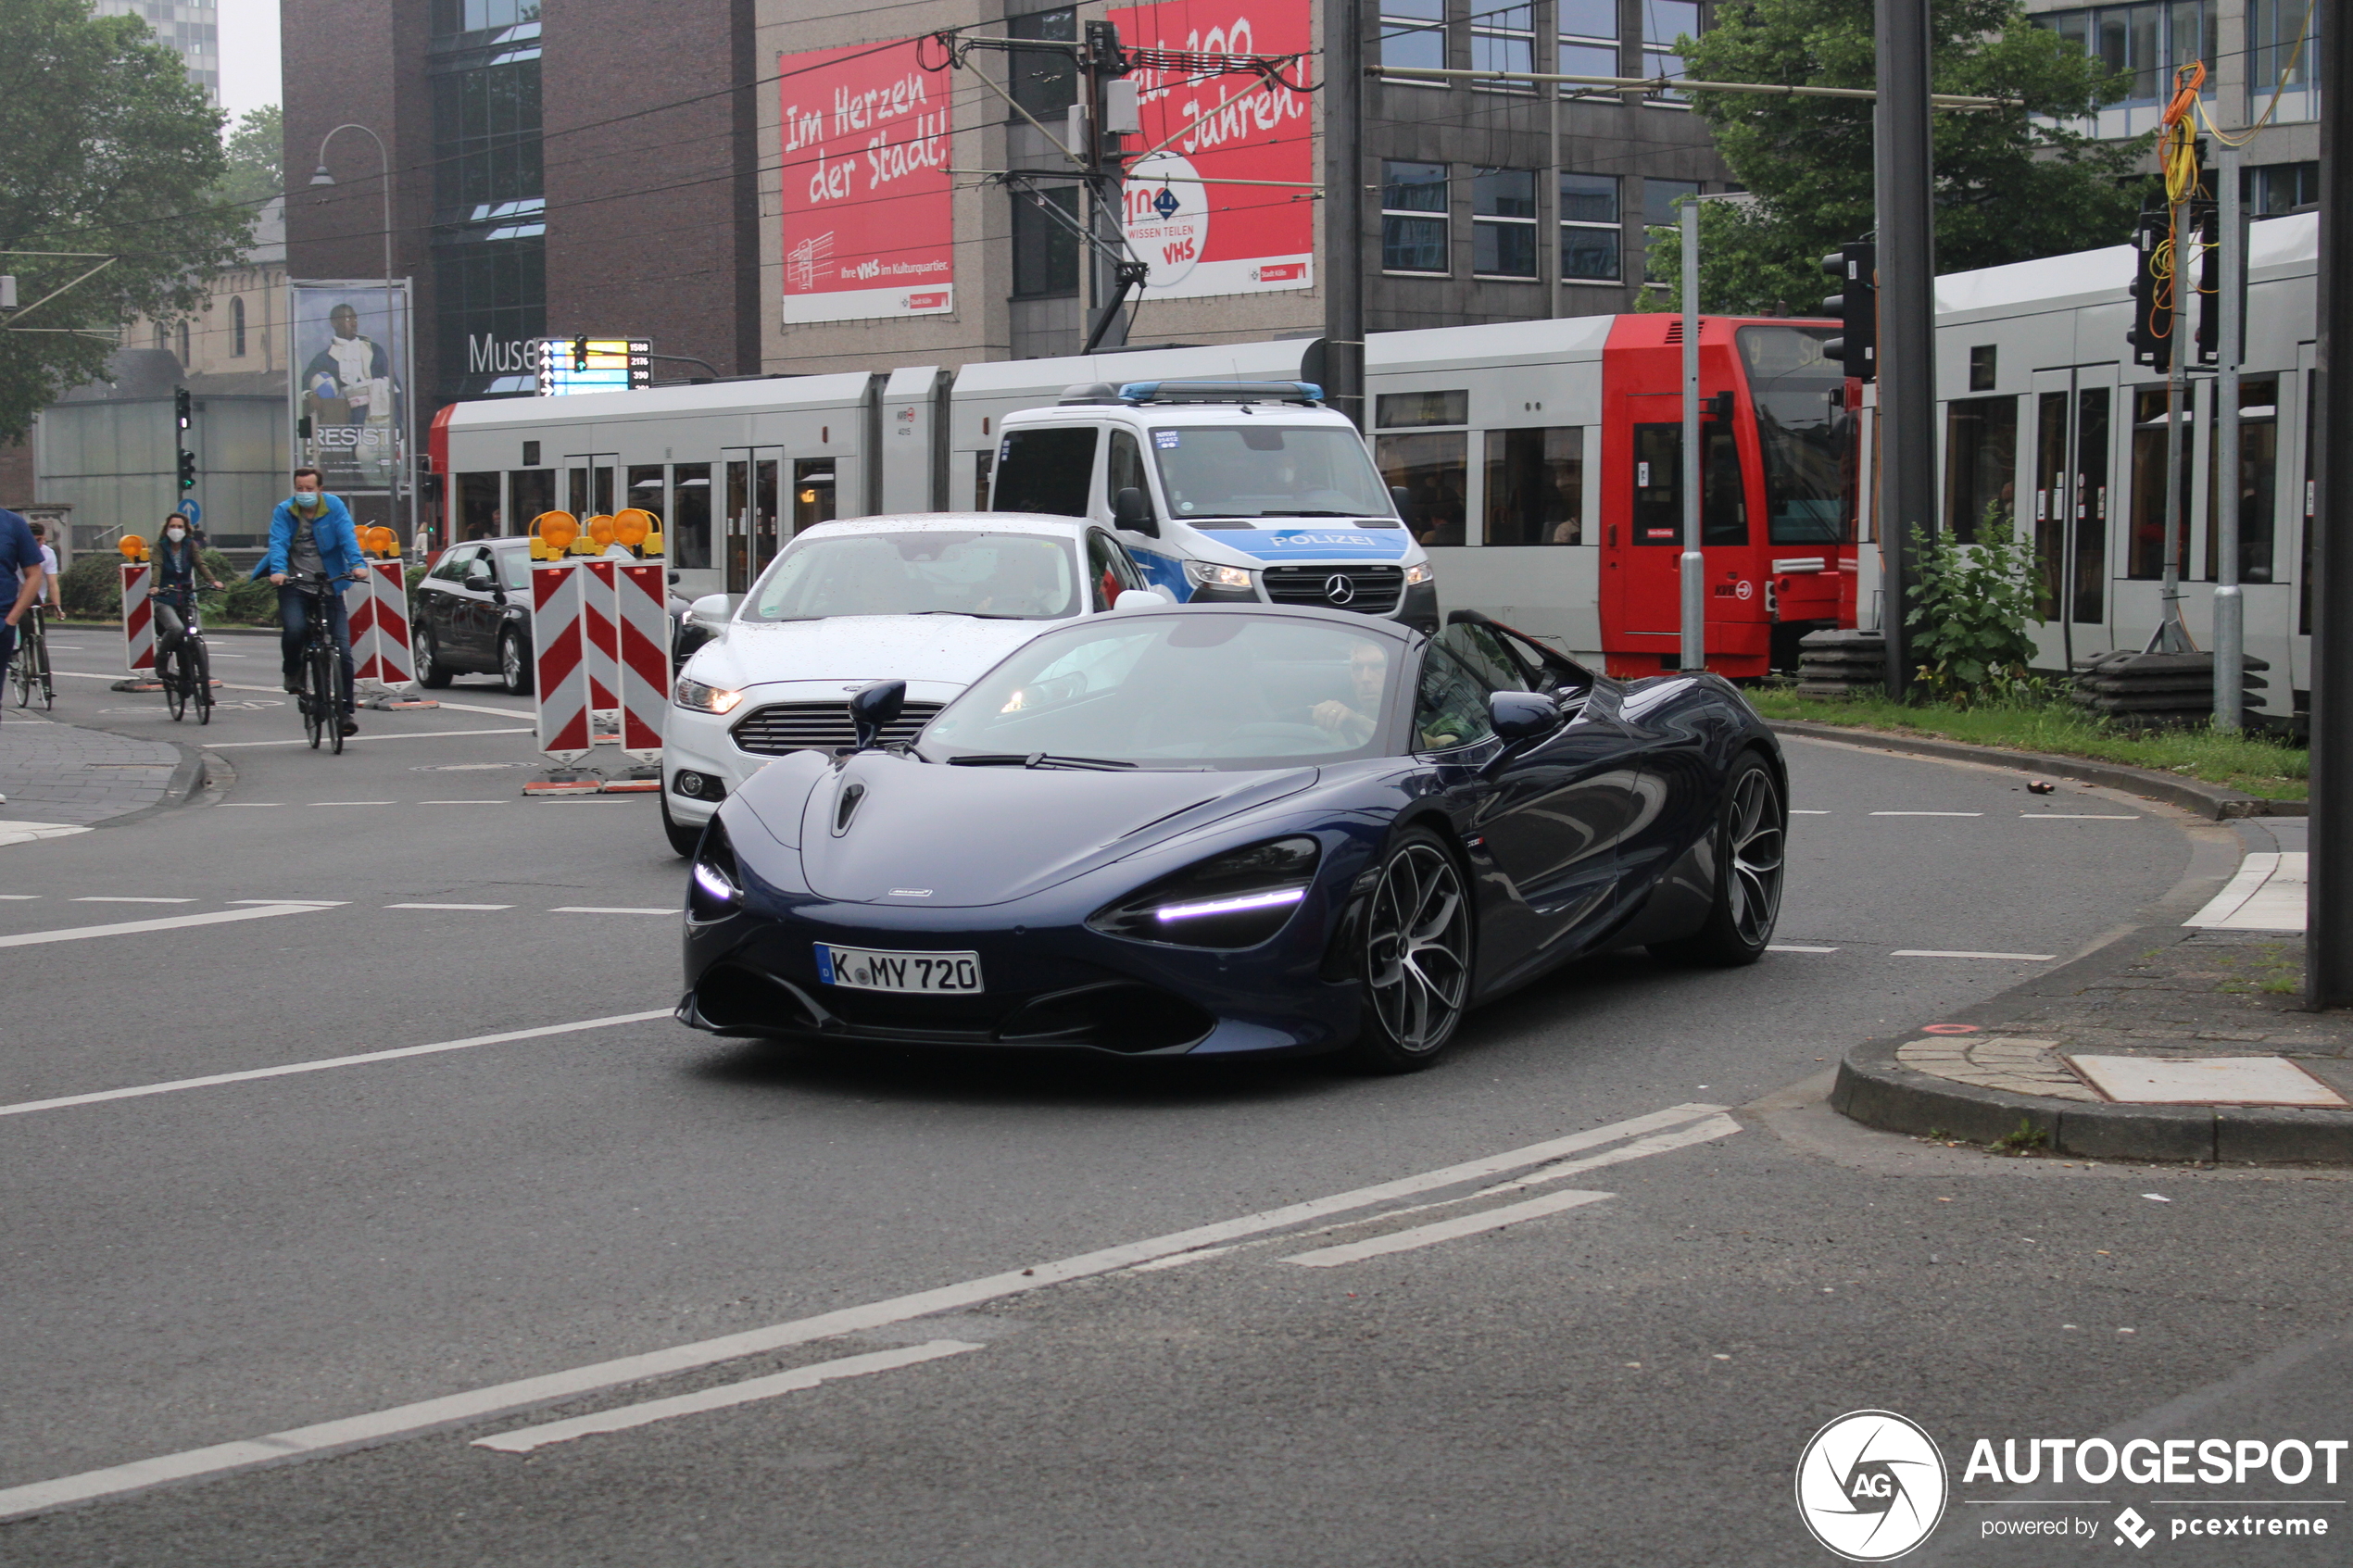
(2310, 18, 2350, 1008)
(1680, 201, 1704, 672)
(2156, 172, 2192, 653)
(1322, 0, 1365, 428)
(1872, 0, 1934, 700)
(2215, 142, 2244, 729)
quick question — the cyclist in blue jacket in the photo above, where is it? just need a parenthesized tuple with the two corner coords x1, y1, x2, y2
(254, 466, 364, 735)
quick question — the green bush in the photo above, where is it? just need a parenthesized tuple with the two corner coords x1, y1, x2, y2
(1906, 514, 2042, 705)
(57, 552, 123, 619)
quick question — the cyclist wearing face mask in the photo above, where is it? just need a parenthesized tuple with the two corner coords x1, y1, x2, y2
(254, 466, 364, 736)
(153, 512, 223, 670)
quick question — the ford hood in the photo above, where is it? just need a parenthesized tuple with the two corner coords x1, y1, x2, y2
(686, 613, 1071, 695)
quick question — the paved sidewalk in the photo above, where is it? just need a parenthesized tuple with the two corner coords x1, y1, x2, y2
(0, 711, 194, 830)
(1834, 817, 2353, 1163)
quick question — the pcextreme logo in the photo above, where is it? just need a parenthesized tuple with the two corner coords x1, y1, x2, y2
(1796, 1411, 1951, 1562)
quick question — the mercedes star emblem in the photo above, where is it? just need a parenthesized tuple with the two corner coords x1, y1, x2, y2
(1324, 574, 1356, 605)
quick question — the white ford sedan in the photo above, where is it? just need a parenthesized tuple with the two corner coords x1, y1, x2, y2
(660, 513, 1162, 853)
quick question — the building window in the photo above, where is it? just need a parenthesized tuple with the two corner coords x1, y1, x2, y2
(177, 321, 190, 363)
(1558, 172, 1622, 282)
(2042, 4, 2216, 107)
(1641, 177, 1699, 284)
(1381, 161, 1450, 274)
(1557, 0, 1621, 89)
(1379, 0, 1445, 76)
(1471, 1, 1536, 86)
(1007, 8, 1078, 119)
(434, 232, 547, 399)
(2246, 0, 2317, 119)
(231, 295, 246, 358)
(1471, 169, 1538, 278)
(2244, 160, 2319, 217)
(433, 57, 543, 219)
(1483, 427, 1582, 544)
(431, 0, 540, 36)
(1012, 186, 1080, 298)
(1376, 391, 1469, 546)
(1642, 0, 1701, 101)
(1942, 395, 2017, 544)
(154, 322, 170, 355)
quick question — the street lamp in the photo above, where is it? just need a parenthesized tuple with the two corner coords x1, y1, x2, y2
(309, 124, 404, 540)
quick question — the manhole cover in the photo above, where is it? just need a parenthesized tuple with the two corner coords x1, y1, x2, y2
(2067, 1054, 2349, 1107)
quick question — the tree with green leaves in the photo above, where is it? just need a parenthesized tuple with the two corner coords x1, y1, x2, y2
(217, 104, 286, 210)
(0, 0, 255, 445)
(1645, 0, 2148, 314)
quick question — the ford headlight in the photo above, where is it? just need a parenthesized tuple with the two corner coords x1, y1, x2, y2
(1183, 560, 1256, 591)
(673, 676, 746, 714)
(1087, 836, 1321, 948)
(1403, 561, 1434, 586)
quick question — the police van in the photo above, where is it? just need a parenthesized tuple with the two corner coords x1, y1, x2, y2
(988, 381, 1439, 632)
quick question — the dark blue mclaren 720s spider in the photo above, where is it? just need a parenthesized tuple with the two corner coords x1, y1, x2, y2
(677, 604, 1786, 1072)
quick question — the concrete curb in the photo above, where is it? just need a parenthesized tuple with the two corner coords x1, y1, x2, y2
(1766, 719, 2305, 820)
(87, 739, 209, 831)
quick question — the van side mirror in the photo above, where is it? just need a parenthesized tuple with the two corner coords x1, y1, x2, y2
(848, 679, 907, 752)
(1390, 485, 1418, 531)
(1113, 485, 1158, 537)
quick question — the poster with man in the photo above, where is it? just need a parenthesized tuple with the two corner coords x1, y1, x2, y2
(290, 282, 409, 493)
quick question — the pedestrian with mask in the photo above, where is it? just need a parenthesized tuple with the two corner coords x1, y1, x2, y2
(253, 466, 364, 737)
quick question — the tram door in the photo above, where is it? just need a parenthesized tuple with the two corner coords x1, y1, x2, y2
(562, 454, 617, 521)
(721, 447, 782, 594)
(2027, 366, 2116, 671)
(1608, 395, 1748, 669)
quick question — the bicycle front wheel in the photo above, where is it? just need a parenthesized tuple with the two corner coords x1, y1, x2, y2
(302, 646, 326, 748)
(191, 638, 213, 724)
(163, 647, 187, 721)
(33, 633, 51, 709)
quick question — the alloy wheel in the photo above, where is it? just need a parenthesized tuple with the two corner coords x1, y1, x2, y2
(500, 632, 528, 694)
(1725, 766, 1785, 947)
(1365, 841, 1470, 1054)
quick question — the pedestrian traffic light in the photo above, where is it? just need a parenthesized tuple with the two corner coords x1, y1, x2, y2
(174, 387, 192, 430)
(1819, 243, 1876, 383)
(177, 449, 197, 490)
(2128, 207, 2172, 370)
(573, 335, 589, 372)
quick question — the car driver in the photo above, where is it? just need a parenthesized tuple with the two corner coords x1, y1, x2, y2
(1311, 641, 1387, 746)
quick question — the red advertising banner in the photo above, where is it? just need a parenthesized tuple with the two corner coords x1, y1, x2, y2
(778, 39, 954, 323)
(1116, 0, 1315, 301)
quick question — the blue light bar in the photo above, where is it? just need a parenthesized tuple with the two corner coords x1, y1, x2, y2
(1115, 381, 1325, 406)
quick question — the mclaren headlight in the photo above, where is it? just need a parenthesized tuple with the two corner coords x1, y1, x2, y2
(1087, 835, 1321, 948)
(687, 818, 744, 922)
(673, 676, 747, 714)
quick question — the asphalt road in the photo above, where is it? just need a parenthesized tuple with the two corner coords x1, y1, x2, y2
(2, 646, 2345, 1566)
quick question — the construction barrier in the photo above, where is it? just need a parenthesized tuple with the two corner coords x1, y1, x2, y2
(120, 560, 155, 672)
(531, 558, 592, 766)
(344, 559, 417, 688)
(614, 561, 670, 765)
(523, 513, 668, 795)
(583, 557, 621, 714)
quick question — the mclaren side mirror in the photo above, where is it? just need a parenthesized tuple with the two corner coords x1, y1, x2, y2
(1113, 485, 1158, 537)
(848, 679, 907, 752)
(1488, 689, 1561, 744)
(1390, 485, 1418, 531)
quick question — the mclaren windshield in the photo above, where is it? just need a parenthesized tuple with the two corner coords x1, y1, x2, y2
(921, 614, 1402, 770)
(743, 531, 1080, 622)
(1738, 325, 1854, 546)
(1151, 425, 1399, 526)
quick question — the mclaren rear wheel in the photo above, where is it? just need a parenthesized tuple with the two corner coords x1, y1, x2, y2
(1653, 751, 1784, 967)
(1342, 826, 1473, 1073)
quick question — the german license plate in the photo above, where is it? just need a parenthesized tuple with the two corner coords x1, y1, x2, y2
(814, 943, 984, 994)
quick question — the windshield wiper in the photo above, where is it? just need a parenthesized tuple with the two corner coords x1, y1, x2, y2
(906, 610, 1034, 621)
(947, 752, 1139, 771)
(1256, 509, 1358, 518)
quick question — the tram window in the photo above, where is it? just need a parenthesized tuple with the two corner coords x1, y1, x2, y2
(1631, 422, 1743, 546)
(671, 464, 711, 570)
(1377, 390, 1467, 428)
(2033, 394, 2069, 620)
(1482, 427, 1581, 545)
(793, 459, 836, 534)
(457, 472, 500, 541)
(626, 464, 665, 536)
(2128, 387, 2194, 579)
(974, 449, 995, 512)
(1969, 346, 1997, 392)
(508, 468, 553, 535)
(1942, 395, 2017, 544)
(2072, 388, 2109, 624)
(1375, 430, 1467, 546)
(2204, 378, 2278, 583)
(992, 426, 1097, 517)
(1737, 325, 1850, 546)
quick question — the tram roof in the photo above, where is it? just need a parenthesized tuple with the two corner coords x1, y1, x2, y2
(1934, 209, 2315, 322)
(442, 370, 876, 430)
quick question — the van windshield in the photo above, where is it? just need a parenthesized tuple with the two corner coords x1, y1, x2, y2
(1151, 426, 1399, 525)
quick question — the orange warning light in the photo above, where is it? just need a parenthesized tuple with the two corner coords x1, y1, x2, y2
(118, 535, 149, 561)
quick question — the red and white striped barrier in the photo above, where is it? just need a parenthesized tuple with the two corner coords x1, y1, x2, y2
(120, 563, 154, 672)
(531, 559, 592, 766)
(582, 557, 621, 715)
(343, 560, 416, 687)
(614, 561, 670, 764)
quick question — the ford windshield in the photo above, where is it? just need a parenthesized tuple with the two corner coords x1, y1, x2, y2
(743, 532, 1080, 621)
(1151, 426, 1400, 527)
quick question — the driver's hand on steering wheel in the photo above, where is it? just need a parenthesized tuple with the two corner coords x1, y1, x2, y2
(1310, 698, 1374, 746)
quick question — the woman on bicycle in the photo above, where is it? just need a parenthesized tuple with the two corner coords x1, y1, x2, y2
(152, 513, 222, 671)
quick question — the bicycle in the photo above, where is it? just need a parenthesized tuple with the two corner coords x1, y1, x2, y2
(8, 602, 54, 711)
(285, 571, 356, 754)
(154, 590, 214, 726)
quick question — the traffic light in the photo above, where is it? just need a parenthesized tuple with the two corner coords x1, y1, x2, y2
(1819, 243, 1876, 383)
(572, 335, 589, 372)
(174, 387, 192, 430)
(2193, 199, 2221, 366)
(2128, 207, 2172, 370)
(177, 449, 197, 490)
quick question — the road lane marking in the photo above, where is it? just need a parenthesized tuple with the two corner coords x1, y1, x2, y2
(309, 800, 396, 807)
(0, 895, 39, 900)
(71, 897, 195, 905)
(420, 800, 508, 806)
(1891, 948, 2056, 961)
(204, 728, 535, 749)
(1768, 944, 1839, 953)
(427, 699, 536, 720)
(472, 1342, 984, 1454)
(1280, 1189, 1616, 1267)
(0, 1101, 1723, 1520)
(1870, 810, 1982, 817)
(386, 902, 514, 910)
(551, 906, 674, 915)
(0, 1008, 674, 1121)
(0, 902, 328, 951)
(2023, 813, 2140, 820)
(227, 899, 347, 907)
(1792, 809, 1831, 815)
